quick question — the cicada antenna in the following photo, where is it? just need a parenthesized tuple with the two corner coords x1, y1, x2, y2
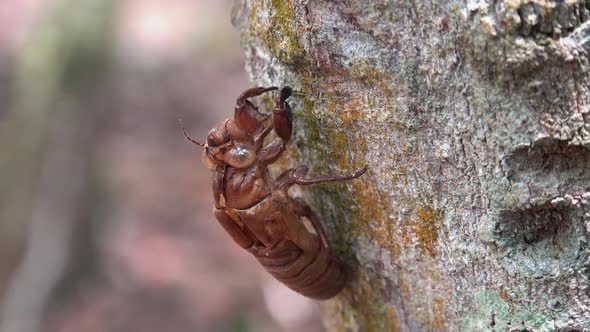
(179, 118, 206, 148)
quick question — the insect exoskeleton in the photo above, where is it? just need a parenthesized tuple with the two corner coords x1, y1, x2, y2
(182, 86, 366, 299)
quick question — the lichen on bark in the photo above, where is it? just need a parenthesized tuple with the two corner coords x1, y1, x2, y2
(233, 0, 590, 330)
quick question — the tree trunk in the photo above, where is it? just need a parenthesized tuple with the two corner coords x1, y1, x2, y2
(232, 0, 590, 331)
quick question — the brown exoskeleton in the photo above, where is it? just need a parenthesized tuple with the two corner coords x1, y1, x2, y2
(183, 86, 366, 299)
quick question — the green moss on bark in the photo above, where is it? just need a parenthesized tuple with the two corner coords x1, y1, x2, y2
(248, 0, 306, 66)
(462, 290, 553, 332)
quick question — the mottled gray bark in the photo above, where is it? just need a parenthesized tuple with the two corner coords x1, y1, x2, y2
(232, 0, 590, 331)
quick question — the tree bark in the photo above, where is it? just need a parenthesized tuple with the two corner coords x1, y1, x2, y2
(232, 0, 590, 331)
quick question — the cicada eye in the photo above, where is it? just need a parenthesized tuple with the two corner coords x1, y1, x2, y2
(206, 129, 229, 147)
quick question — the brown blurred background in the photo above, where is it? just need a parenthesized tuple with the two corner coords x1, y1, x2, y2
(0, 1, 324, 331)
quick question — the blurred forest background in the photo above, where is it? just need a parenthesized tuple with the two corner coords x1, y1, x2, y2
(0, 0, 324, 331)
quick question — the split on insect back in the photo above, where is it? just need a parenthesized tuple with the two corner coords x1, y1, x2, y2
(182, 86, 366, 300)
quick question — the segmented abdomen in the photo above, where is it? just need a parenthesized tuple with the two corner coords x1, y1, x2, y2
(254, 240, 349, 300)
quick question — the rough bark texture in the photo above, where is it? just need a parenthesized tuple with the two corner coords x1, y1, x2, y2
(232, 0, 590, 331)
